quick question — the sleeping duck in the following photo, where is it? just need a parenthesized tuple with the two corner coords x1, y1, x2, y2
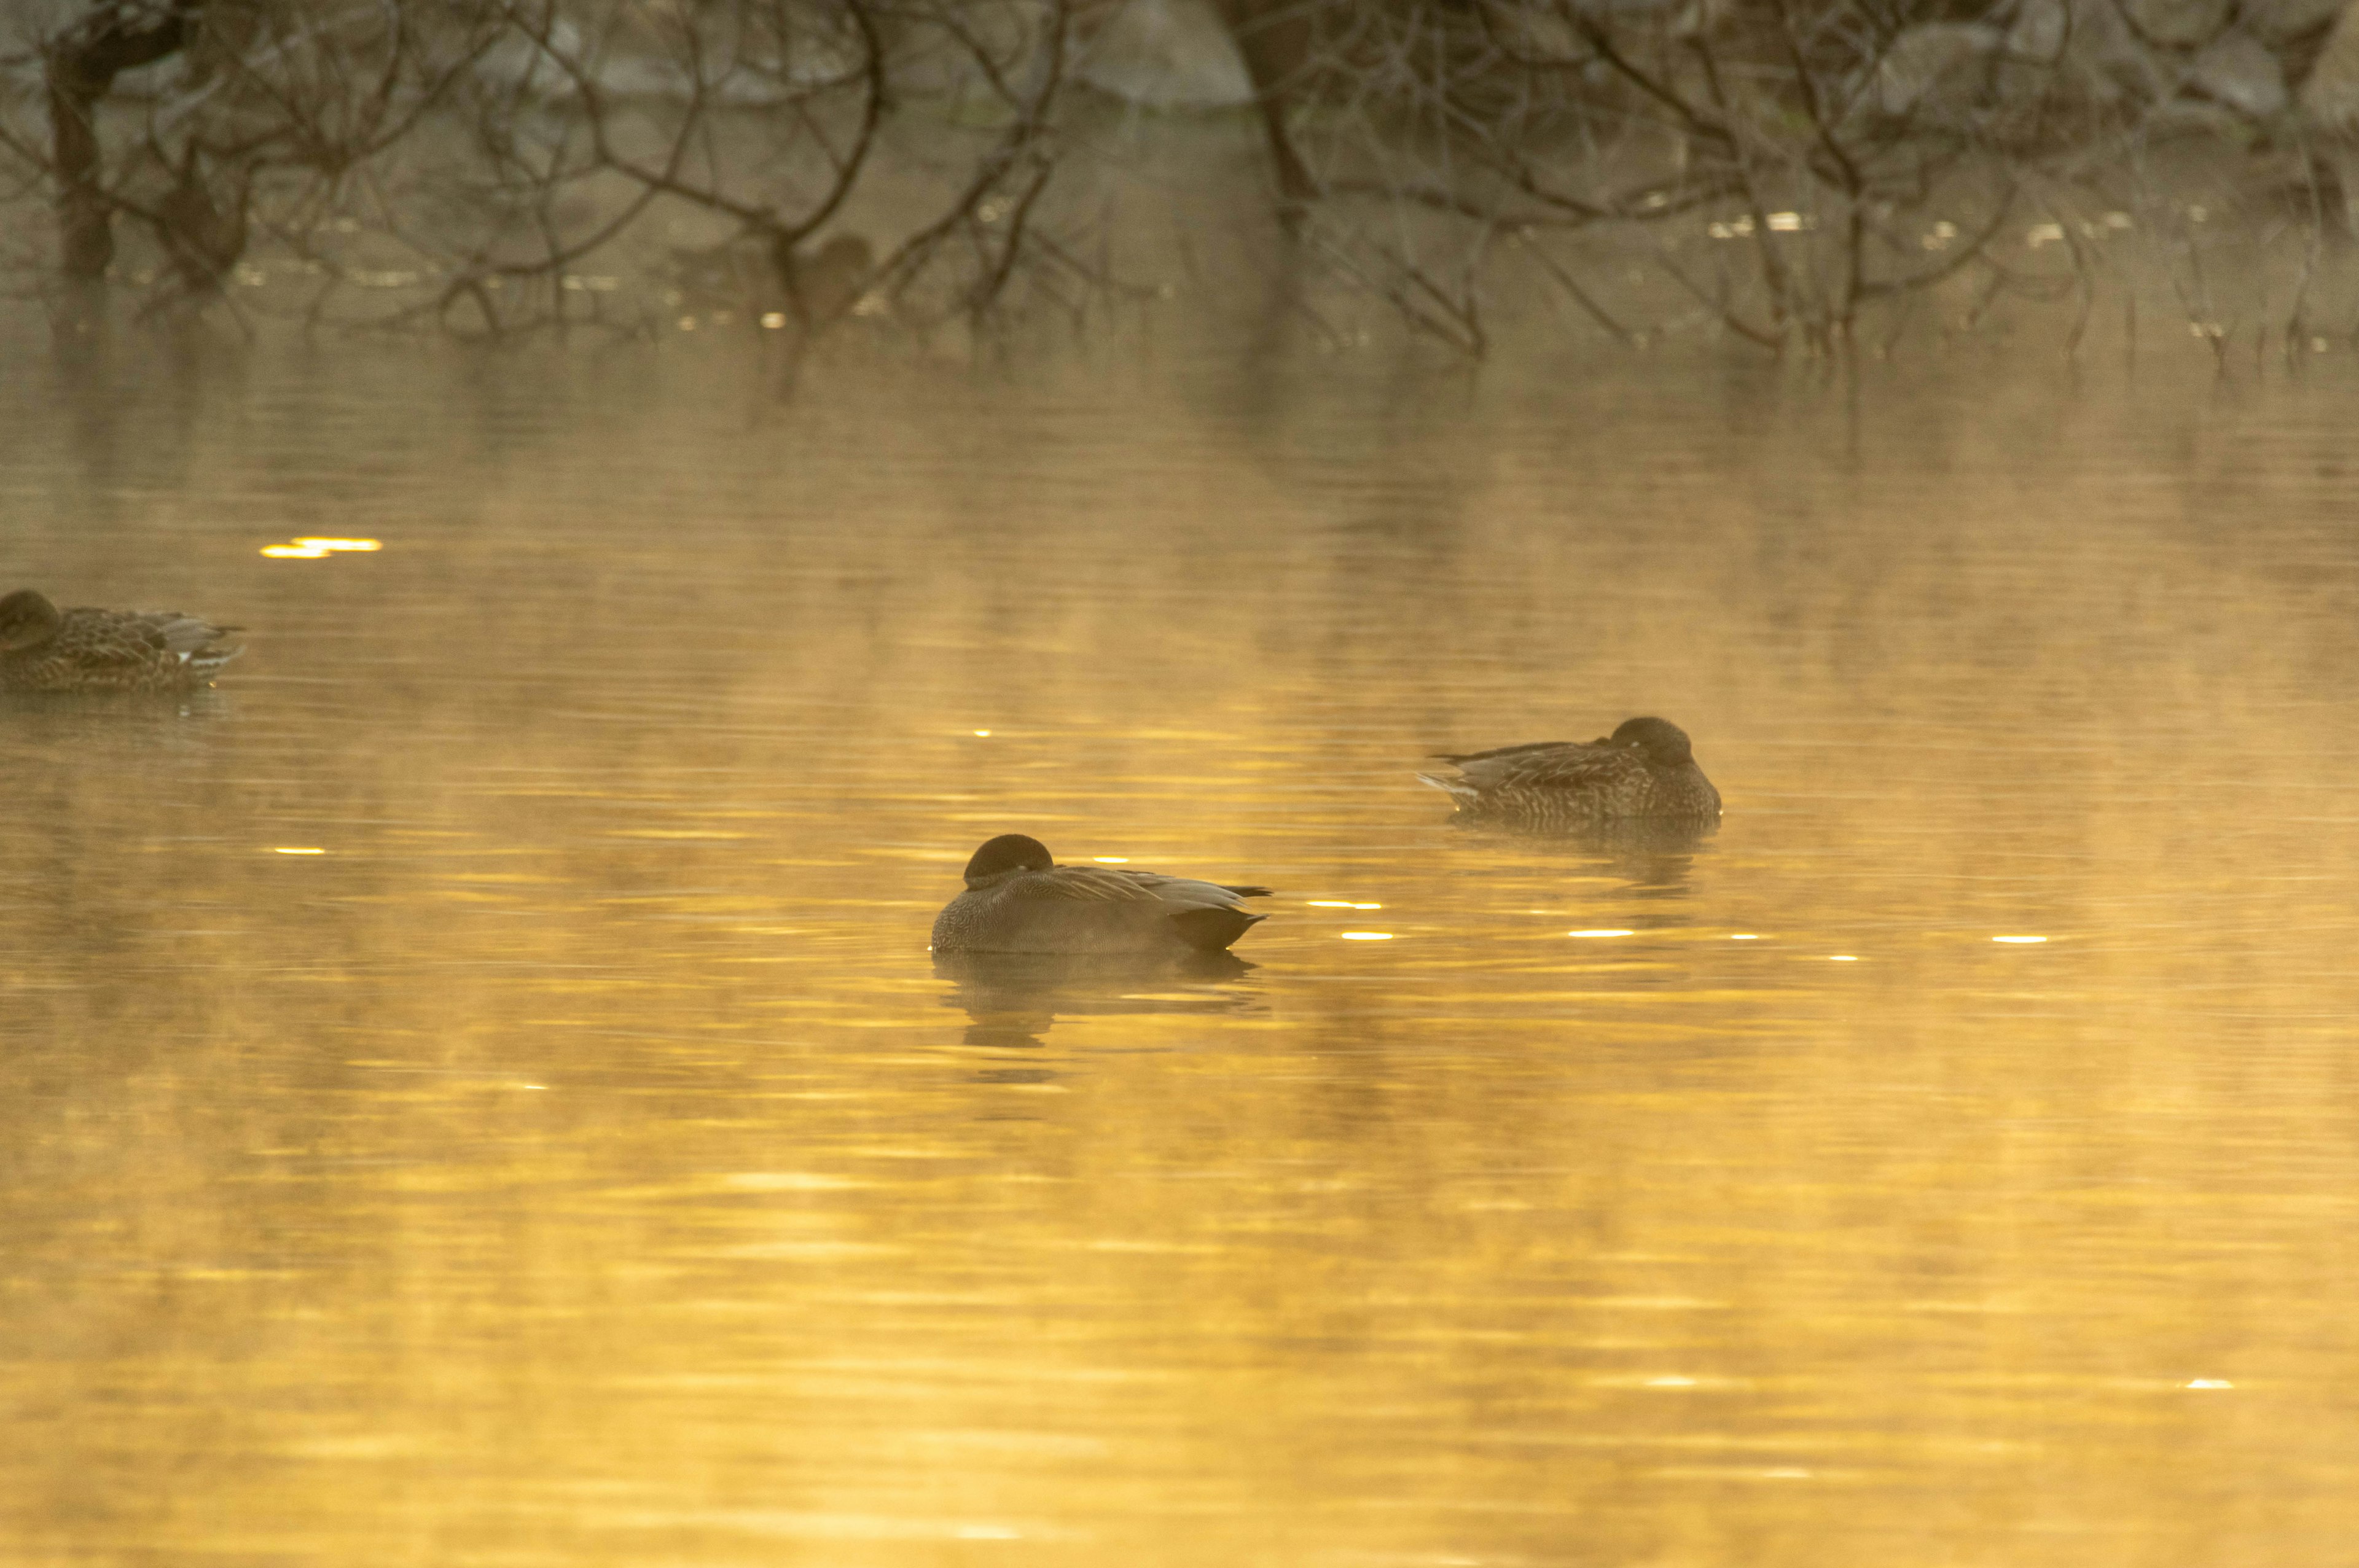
(1420, 716, 1721, 824)
(0, 589, 243, 695)
(931, 834, 1272, 955)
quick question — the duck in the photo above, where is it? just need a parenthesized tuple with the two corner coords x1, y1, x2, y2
(931, 833, 1272, 954)
(1419, 716, 1721, 823)
(0, 590, 243, 695)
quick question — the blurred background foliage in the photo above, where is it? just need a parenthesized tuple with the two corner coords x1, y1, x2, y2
(4, 0, 2358, 353)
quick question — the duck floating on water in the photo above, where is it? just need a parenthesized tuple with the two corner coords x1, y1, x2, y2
(931, 833, 1272, 955)
(1420, 716, 1721, 824)
(0, 590, 243, 695)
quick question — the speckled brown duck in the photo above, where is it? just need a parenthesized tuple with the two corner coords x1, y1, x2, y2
(1419, 716, 1721, 824)
(0, 590, 243, 695)
(931, 834, 1273, 955)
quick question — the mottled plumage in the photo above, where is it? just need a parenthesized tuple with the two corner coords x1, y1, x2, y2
(1420, 716, 1721, 824)
(0, 589, 243, 695)
(931, 833, 1273, 954)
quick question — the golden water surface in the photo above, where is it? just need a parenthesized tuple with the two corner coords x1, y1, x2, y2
(4, 329, 2358, 1566)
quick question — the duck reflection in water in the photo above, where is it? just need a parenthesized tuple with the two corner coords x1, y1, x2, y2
(934, 949, 1264, 1055)
(1446, 813, 1719, 893)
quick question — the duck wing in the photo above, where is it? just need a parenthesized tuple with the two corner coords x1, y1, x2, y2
(59, 607, 241, 668)
(1119, 868, 1275, 907)
(138, 609, 240, 658)
(1004, 865, 1271, 953)
(1022, 865, 1272, 908)
(1434, 740, 1645, 795)
(1009, 865, 1165, 905)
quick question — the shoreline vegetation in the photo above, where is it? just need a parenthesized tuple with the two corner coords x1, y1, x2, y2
(3, 0, 2358, 360)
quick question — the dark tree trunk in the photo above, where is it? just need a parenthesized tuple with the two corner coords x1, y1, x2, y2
(44, 2, 204, 279)
(1209, 0, 1320, 225)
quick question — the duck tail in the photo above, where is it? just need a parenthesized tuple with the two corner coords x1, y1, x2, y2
(1417, 770, 1475, 801)
(1171, 906, 1266, 953)
(188, 643, 245, 679)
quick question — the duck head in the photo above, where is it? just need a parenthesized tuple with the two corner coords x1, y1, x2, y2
(0, 590, 61, 653)
(963, 833, 1055, 888)
(1611, 716, 1696, 767)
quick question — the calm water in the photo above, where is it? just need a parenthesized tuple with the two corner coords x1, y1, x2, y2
(4, 324, 2358, 1566)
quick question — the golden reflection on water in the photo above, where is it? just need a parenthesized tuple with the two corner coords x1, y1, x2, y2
(260, 536, 383, 558)
(4, 332, 2359, 1565)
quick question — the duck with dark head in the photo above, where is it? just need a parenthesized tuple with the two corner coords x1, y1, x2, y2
(931, 833, 1272, 956)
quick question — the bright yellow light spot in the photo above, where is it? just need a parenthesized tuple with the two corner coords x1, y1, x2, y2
(1730, 934, 1761, 940)
(972, 730, 991, 737)
(1645, 1375, 1697, 1388)
(1309, 900, 1380, 908)
(1340, 932, 1393, 940)
(2185, 1378, 2233, 1390)
(1091, 857, 1130, 864)
(1570, 929, 1634, 938)
(1766, 211, 1805, 232)
(761, 312, 788, 329)
(1993, 935, 2047, 944)
(264, 537, 378, 558)
(1828, 954, 1859, 962)
(272, 847, 325, 855)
